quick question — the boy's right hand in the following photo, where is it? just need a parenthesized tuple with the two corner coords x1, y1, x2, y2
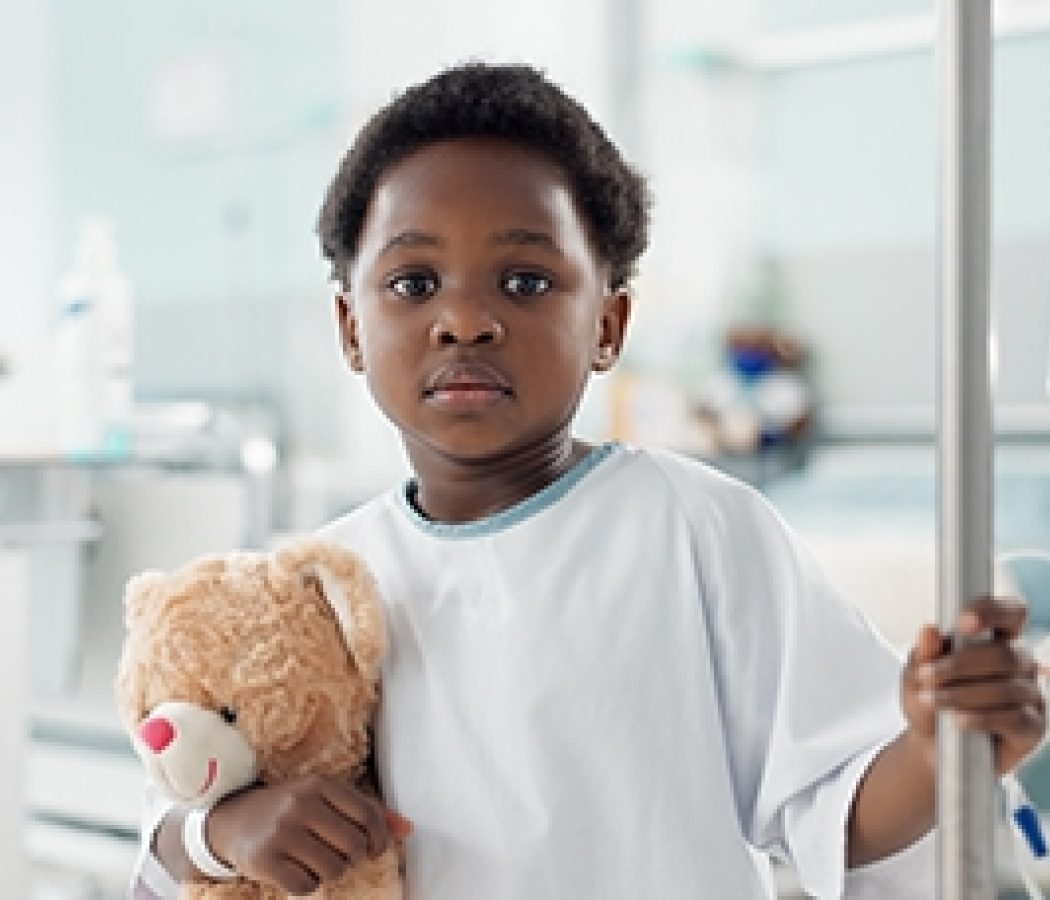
(205, 773, 412, 895)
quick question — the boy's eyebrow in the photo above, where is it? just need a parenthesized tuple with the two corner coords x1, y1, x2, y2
(490, 228, 558, 251)
(380, 230, 444, 255)
(378, 228, 559, 255)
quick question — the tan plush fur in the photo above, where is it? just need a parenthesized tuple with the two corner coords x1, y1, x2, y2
(115, 540, 403, 900)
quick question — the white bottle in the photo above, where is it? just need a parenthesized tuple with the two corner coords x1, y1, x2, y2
(54, 217, 134, 459)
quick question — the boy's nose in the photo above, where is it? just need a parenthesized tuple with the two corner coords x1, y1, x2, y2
(430, 315, 503, 346)
(430, 306, 506, 347)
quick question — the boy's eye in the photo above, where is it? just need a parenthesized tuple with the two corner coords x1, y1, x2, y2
(502, 271, 552, 298)
(388, 272, 438, 299)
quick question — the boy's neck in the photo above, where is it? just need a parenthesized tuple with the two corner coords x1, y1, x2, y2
(406, 435, 594, 524)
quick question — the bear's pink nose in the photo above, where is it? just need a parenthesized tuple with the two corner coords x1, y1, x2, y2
(138, 717, 176, 754)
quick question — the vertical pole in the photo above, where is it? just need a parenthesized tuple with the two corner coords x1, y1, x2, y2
(936, 1, 996, 897)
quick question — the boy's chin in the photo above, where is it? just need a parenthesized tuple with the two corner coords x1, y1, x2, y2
(405, 429, 569, 468)
(416, 437, 524, 466)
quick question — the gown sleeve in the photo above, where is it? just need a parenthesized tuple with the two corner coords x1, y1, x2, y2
(685, 470, 935, 898)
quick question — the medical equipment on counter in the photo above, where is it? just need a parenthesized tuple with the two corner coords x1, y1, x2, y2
(693, 326, 813, 456)
(54, 217, 134, 461)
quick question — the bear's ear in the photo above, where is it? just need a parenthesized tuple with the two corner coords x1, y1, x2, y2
(302, 561, 385, 681)
(277, 541, 386, 681)
(306, 564, 357, 647)
(123, 571, 167, 628)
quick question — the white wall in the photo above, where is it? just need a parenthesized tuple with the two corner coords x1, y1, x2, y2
(0, 0, 56, 345)
(622, 1, 763, 386)
(0, 0, 59, 453)
(757, 15, 1050, 430)
(337, 0, 614, 145)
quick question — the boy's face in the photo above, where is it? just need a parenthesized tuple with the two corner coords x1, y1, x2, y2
(338, 138, 630, 468)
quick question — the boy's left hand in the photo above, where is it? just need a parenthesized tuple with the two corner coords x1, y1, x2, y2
(902, 596, 1047, 775)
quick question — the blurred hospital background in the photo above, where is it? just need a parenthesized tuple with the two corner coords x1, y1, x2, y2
(2, 0, 1049, 896)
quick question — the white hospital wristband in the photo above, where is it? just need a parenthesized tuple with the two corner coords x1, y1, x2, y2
(183, 806, 239, 880)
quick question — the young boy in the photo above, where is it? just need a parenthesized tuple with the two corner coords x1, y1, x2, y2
(133, 63, 1045, 898)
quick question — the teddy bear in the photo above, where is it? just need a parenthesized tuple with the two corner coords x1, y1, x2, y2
(115, 539, 404, 900)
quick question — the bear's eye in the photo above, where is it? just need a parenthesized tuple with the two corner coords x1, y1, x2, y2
(218, 705, 238, 725)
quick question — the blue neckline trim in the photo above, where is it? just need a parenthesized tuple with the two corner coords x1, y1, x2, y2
(397, 442, 618, 539)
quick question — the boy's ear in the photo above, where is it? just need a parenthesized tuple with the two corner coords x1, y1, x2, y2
(592, 288, 632, 372)
(335, 293, 364, 372)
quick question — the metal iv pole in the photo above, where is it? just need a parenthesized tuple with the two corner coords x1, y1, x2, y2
(936, 0, 996, 897)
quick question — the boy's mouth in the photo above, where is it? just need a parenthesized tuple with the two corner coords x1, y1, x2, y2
(423, 361, 514, 403)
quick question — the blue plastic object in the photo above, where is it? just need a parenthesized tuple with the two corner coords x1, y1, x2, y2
(728, 346, 774, 383)
(1013, 803, 1048, 858)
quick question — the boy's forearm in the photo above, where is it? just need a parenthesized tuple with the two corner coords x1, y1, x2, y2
(847, 729, 936, 868)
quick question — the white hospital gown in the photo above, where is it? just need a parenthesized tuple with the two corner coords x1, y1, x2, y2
(321, 442, 934, 899)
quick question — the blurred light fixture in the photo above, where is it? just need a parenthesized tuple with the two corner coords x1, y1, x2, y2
(240, 437, 277, 476)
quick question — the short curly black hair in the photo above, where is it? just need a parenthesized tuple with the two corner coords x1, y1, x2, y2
(317, 62, 650, 290)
